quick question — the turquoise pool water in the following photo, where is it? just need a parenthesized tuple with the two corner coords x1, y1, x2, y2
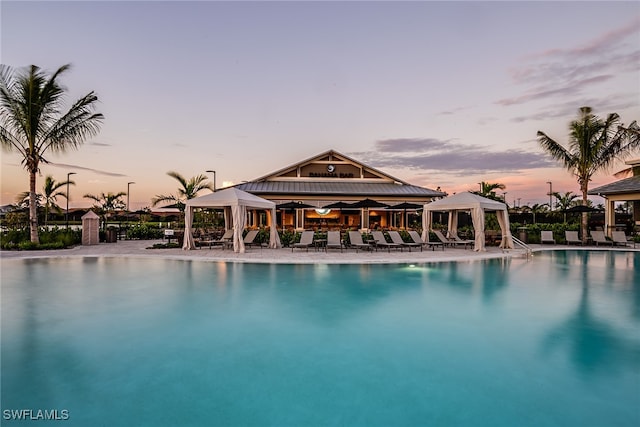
(2, 251, 639, 426)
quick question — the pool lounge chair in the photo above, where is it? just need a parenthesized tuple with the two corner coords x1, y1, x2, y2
(199, 229, 233, 249)
(448, 231, 474, 249)
(243, 229, 264, 249)
(326, 230, 344, 252)
(611, 231, 635, 248)
(292, 230, 315, 252)
(348, 231, 373, 252)
(387, 230, 422, 252)
(371, 231, 402, 252)
(541, 230, 555, 245)
(590, 230, 613, 246)
(408, 230, 444, 251)
(433, 230, 469, 248)
(565, 231, 582, 245)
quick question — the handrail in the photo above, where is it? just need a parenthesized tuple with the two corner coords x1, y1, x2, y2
(511, 235, 533, 257)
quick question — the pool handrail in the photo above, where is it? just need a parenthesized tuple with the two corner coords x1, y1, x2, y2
(511, 235, 532, 257)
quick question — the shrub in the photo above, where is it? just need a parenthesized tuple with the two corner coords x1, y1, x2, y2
(1, 227, 80, 250)
(127, 224, 164, 240)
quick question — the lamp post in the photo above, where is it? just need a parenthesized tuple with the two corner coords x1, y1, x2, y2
(127, 182, 135, 211)
(546, 181, 553, 210)
(206, 170, 216, 192)
(66, 172, 76, 229)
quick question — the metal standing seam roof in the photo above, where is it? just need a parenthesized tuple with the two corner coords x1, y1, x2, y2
(235, 181, 444, 197)
(588, 176, 640, 195)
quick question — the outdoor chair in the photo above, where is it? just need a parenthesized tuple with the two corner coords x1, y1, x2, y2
(292, 231, 315, 252)
(347, 231, 373, 252)
(387, 230, 421, 252)
(541, 230, 555, 245)
(565, 231, 582, 245)
(611, 231, 635, 247)
(243, 229, 264, 249)
(590, 230, 613, 246)
(199, 229, 233, 249)
(433, 230, 467, 248)
(371, 231, 402, 252)
(408, 230, 444, 251)
(448, 231, 474, 249)
(326, 230, 344, 252)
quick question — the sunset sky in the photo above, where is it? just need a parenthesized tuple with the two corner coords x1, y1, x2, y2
(2, 1, 639, 210)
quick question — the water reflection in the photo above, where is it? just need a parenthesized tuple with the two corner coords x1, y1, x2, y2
(541, 251, 640, 375)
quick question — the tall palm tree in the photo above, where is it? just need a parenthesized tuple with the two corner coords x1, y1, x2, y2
(84, 192, 126, 230)
(0, 64, 103, 243)
(15, 175, 74, 226)
(537, 107, 639, 242)
(476, 181, 506, 200)
(151, 171, 214, 219)
(553, 191, 580, 222)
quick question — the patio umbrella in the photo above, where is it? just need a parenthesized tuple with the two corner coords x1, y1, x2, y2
(276, 201, 315, 210)
(351, 198, 389, 208)
(321, 201, 354, 210)
(385, 202, 423, 228)
(563, 205, 599, 213)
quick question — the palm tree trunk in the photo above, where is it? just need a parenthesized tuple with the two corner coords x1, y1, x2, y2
(581, 184, 589, 244)
(29, 171, 40, 244)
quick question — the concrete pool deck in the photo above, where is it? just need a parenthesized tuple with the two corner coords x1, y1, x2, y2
(1, 239, 637, 263)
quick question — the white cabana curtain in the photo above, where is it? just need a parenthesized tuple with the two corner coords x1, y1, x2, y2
(181, 187, 281, 253)
(422, 192, 514, 252)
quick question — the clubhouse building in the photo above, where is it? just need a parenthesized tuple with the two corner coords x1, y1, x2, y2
(235, 149, 444, 231)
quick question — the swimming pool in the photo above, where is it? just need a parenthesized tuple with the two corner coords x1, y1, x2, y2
(2, 251, 638, 426)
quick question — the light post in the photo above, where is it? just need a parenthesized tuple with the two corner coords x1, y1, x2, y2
(546, 181, 553, 210)
(66, 172, 76, 229)
(127, 182, 135, 211)
(503, 192, 508, 206)
(206, 170, 216, 192)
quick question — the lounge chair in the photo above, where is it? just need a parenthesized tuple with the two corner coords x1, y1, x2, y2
(611, 231, 635, 247)
(387, 230, 422, 252)
(199, 229, 233, 249)
(590, 230, 613, 246)
(541, 230, 555, 245)
(433, 230, 468, 248)
(292, 230, 315, 252)
(565, 230, 582, 245)
(408, 230, 444, 251)
(371, 231, 402, 252)
(348, 231, 373, 252)
(243, 229, 264, 249)
(448, 231, 474, 249)
(326, 230, 344, 252)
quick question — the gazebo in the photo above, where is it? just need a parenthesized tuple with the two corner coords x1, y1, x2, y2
(422, 192, 514, 252)
(182, 187, 281, 253)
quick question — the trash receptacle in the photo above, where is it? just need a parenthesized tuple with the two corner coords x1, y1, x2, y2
(518, 227, 528, 243)
(106, 228, 118, 243)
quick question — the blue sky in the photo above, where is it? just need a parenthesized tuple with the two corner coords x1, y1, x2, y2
(2, 1, 639, 209)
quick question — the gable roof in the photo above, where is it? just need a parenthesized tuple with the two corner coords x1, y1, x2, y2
(251, 149, 410, 184)
(424, 192, 508, 212)
(588, 176, 640, 196)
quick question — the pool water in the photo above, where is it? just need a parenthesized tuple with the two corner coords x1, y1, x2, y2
(2, 251, 639, 426)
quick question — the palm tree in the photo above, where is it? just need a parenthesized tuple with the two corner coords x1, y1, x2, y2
(537, 107, 639, 242)
(0, 64, 103, 243)
(151, 171, 214, 220)
(528, 203, 549, 224)
(15, 175, 74, 226)
(553, 191, 580, 222)
(84, 192, 126, 230)
(475, 181, 506, 201)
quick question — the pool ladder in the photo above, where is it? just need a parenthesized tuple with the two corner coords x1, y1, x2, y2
(511, 235, 533, 258)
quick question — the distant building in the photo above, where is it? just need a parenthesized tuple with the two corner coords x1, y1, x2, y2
(589, 159, 640, 234)
(235, 149, 444, 230)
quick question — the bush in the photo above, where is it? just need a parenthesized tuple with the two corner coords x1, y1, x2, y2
(127, 224, 164, 240)
(1, 227, 80, 250)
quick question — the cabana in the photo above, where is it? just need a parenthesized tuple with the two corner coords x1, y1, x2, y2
(182, 187, 281, 253)
(422, 192, 514, 252)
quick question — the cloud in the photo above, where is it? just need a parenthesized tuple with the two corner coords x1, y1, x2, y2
(351, 138, 553, 175)
(50, 162, 128, 177)
(499, 17, 639, 115)
(88, 141, 111, 147)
